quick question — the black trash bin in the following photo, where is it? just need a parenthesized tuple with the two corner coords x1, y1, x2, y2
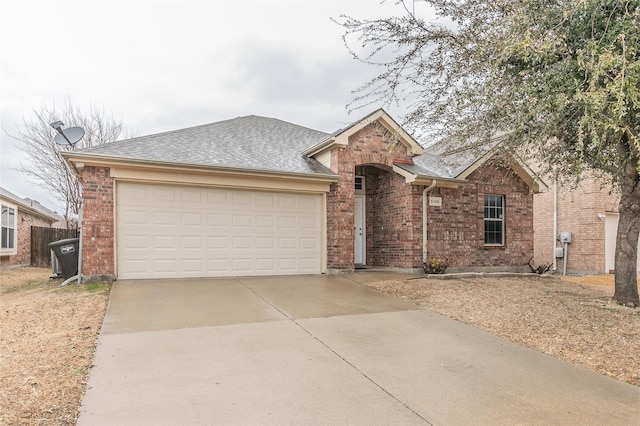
(49, 238, 80, 280)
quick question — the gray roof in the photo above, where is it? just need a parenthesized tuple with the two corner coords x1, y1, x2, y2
(72, 112, 500, 183)
(76, 115, 335, 177)
(395, 143, 493, 180)
(0, 187, 62, 222)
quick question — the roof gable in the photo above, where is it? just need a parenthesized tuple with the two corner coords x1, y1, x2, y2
(393, 139, 547, 192)
(455, 150, 547, 193)
(303, 109, 424, 158)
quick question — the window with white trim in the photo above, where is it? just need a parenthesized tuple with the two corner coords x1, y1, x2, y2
(1, 203, 17, 254)
(484, 195, 504, 246)
(355, 175, 365, 194)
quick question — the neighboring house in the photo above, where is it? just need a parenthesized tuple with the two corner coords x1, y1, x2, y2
(62, 109, 543, 281)
(534, 176, 640, 275)
(0, 187, 62, 268)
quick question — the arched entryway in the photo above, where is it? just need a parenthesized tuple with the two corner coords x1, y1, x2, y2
(354, 164, 423, 268)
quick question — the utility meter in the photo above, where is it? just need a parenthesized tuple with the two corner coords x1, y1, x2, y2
(559, 232, 572, 243)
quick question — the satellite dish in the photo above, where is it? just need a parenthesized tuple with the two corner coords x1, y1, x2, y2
(54, 126, 85, 146)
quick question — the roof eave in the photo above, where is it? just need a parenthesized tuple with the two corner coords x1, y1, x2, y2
(392, 165, 466, 188)
(453, 150, 547, 194)
(63, 152, 339, 183)
(302, 136, 338, 157)
(412, 175, 467, 188)
(0, 196, 59, 223)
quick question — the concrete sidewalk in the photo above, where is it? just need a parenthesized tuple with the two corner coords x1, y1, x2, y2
(79, 273, 640, 425)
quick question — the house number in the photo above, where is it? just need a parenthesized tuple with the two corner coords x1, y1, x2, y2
(429, 197, 442, 207)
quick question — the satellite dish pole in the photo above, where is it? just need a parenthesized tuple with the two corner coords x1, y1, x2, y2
(49, 120, 86, 287)
(50, 121, 85, 147)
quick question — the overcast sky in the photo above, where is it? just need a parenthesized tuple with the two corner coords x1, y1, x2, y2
(1, 0, 434, 213)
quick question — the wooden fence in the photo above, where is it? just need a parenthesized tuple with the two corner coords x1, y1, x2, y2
(30, 226, 79, 268)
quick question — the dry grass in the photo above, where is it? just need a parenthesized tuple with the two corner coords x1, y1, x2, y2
(364, 274, 640, 387)
(0, 267, 110, 425)
(1, 268, 638, 425)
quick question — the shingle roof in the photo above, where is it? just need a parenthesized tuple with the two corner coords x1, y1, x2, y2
(0, 187, 62, 222)
(394, 143, 492, 180)
(75, 115, 335, 177)
(72, 112, 505, 183)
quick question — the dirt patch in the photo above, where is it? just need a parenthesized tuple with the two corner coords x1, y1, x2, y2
(0, 267, 110, 425)
(561, 273, 640, 289)
(364, 274, 640, 387)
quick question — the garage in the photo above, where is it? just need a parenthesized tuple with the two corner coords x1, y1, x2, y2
(604, 213, 640, 274)
(116, 182, 324, 279)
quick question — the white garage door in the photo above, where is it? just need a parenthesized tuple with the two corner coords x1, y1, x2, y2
(116, 183, 323, 279)
(605, 214, 640, 274)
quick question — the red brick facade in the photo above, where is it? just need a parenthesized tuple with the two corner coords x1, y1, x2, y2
(325, 121, 534, 271)
(78, 121, 536, 277)
(326, 121, 422, 270)
(0, 210, 54, 267)
(80, 166, 115, 279)
(357, 165, 424, 268)
(426, 162, 534, 270)
(534, 176, 619, 274)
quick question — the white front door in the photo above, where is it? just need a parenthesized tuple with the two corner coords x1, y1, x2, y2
(355, 195, 365, 265)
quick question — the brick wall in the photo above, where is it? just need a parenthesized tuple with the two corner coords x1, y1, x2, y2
(533, 176, 620, 274)
(0, 211, 53, 267)
(325, 121, 534, 271)
(360, 165, 423, 268)
(533, 189, 552, 268)
(426, 161, 534, 270)
(326, 121, 419, 270)
(76, 123, 536, 275)
(80, 166, 115, 278)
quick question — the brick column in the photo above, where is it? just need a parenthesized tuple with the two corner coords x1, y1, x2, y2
(326, 168, 356, 269)
(80, 166, 115, 281)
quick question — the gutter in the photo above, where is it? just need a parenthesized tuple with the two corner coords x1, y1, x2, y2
(61, 152, 339, 183)
(423, 180, 437, 263)
(302, 136, 337, 157)
(414, 175, 465, 186)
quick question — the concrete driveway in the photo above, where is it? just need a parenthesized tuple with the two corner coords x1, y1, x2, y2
(79, 273, 640, 425)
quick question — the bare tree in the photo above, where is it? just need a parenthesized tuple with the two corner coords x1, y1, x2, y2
(9, 100, 126, 227)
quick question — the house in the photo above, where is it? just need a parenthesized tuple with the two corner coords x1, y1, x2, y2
(534, 175, 640, 274)
(62, 109, 543, 281)
(0, 187, 62, 268)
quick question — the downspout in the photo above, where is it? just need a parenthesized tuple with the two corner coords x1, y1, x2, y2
(77, 208, 83, 284)
(423, 180, 437, 263)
